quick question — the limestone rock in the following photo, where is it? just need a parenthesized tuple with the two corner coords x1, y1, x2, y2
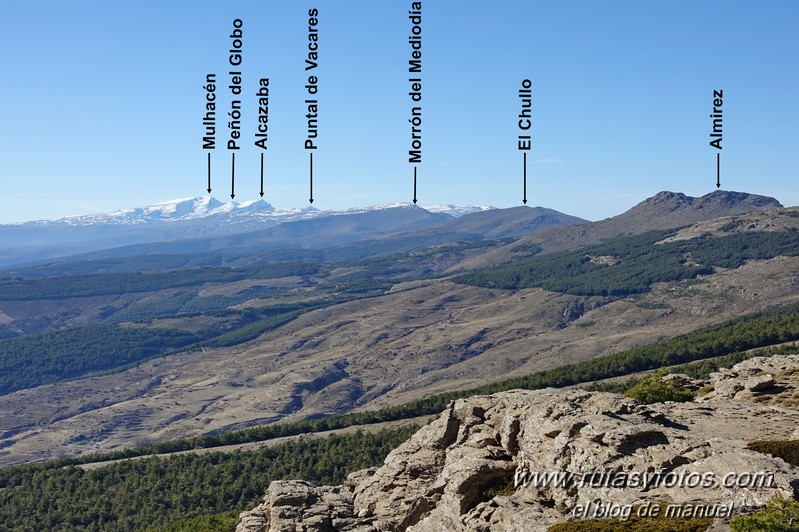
(746, 373, 776, 392)
(235, 480, 356, 532)
(237, 506, 268, 532)
(697, 354, 799, 403)
(662, 372, 706, 392)
(238, 355, 799, 531)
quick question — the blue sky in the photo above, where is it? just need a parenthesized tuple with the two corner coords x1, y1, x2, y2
(0, 1, 796, 223)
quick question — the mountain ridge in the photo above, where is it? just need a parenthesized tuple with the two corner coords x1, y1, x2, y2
(545, 189, 783, 249)
(1, 190, 782, 272)
(0, 203, 582, 271)
(0, 191, 796, 464)
(14, 197, 493, 227)
(454, 190, 784, 270)
(0, 201, 493, 269)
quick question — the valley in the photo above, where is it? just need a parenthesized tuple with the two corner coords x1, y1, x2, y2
(0, 191, 795, 466)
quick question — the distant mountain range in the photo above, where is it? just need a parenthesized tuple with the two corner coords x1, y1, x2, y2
(456, 190, 785, 269)
(0, 188, 794, 466)
(0, 191, 784, 271)
(0, 199, 494, 269)
(20, 197, 493, 227)
(543, 190, 783, 249)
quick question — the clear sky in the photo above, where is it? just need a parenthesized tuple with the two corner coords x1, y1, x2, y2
(0, 1, 796, 223)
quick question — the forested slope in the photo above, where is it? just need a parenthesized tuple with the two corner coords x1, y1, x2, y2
(3, 301, 799, 530)
(455, 228, 799, 296)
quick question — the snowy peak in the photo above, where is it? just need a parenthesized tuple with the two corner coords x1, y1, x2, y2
(140, 196, 226, 218)
(133, 196, 276, 219)
(207, 198, 275, 215)
(21, 198, 494, 228)
(422, 204, 493, 218)
(235, 199, 275, 213)
(30, 197, 280, 226)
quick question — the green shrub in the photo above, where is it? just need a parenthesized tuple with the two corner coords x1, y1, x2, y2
(730, 497, 799, 531)
(623, 372, 694, 404)
(145, 510, 240, 532)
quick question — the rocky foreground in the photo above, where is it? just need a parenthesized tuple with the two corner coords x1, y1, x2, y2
(237, 355, 799, 531)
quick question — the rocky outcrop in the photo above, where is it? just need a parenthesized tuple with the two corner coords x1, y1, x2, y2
(237, 480, 356, 532)
(695, 354, 795, 402)
(237, 355, 799, 532)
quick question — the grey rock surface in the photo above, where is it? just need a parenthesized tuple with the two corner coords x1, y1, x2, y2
(238, 354, 799, 532)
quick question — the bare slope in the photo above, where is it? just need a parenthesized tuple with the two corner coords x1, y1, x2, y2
(2, 250, 799, 465)
(0, 197, 792, 465)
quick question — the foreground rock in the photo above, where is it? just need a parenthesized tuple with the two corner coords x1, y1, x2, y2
(237, 480, 356, 531)
(238, 355, 799, 531)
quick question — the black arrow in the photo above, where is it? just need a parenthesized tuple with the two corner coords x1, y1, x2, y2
(523, 152, 528, 204)
(309, 153, 314, 204)
(260, 153, 265, 198)
(230, 153, 236, 199)
(206, 152, 212, 193)
(716, 153, 721, 189)
(413, 166, 417, 204)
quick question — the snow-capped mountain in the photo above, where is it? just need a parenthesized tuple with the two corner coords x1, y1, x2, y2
(23, 197, 273, 226)
(19, 198, 493, 227)
(0, 198, 497, 269)
(422, 204, 494, 217)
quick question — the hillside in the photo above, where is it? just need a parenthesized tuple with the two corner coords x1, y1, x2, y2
(536, 190, 782, 251)
(0, 195, 797, 464)
(454, 190, 783, 270)
(3, 309, 799, 530)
